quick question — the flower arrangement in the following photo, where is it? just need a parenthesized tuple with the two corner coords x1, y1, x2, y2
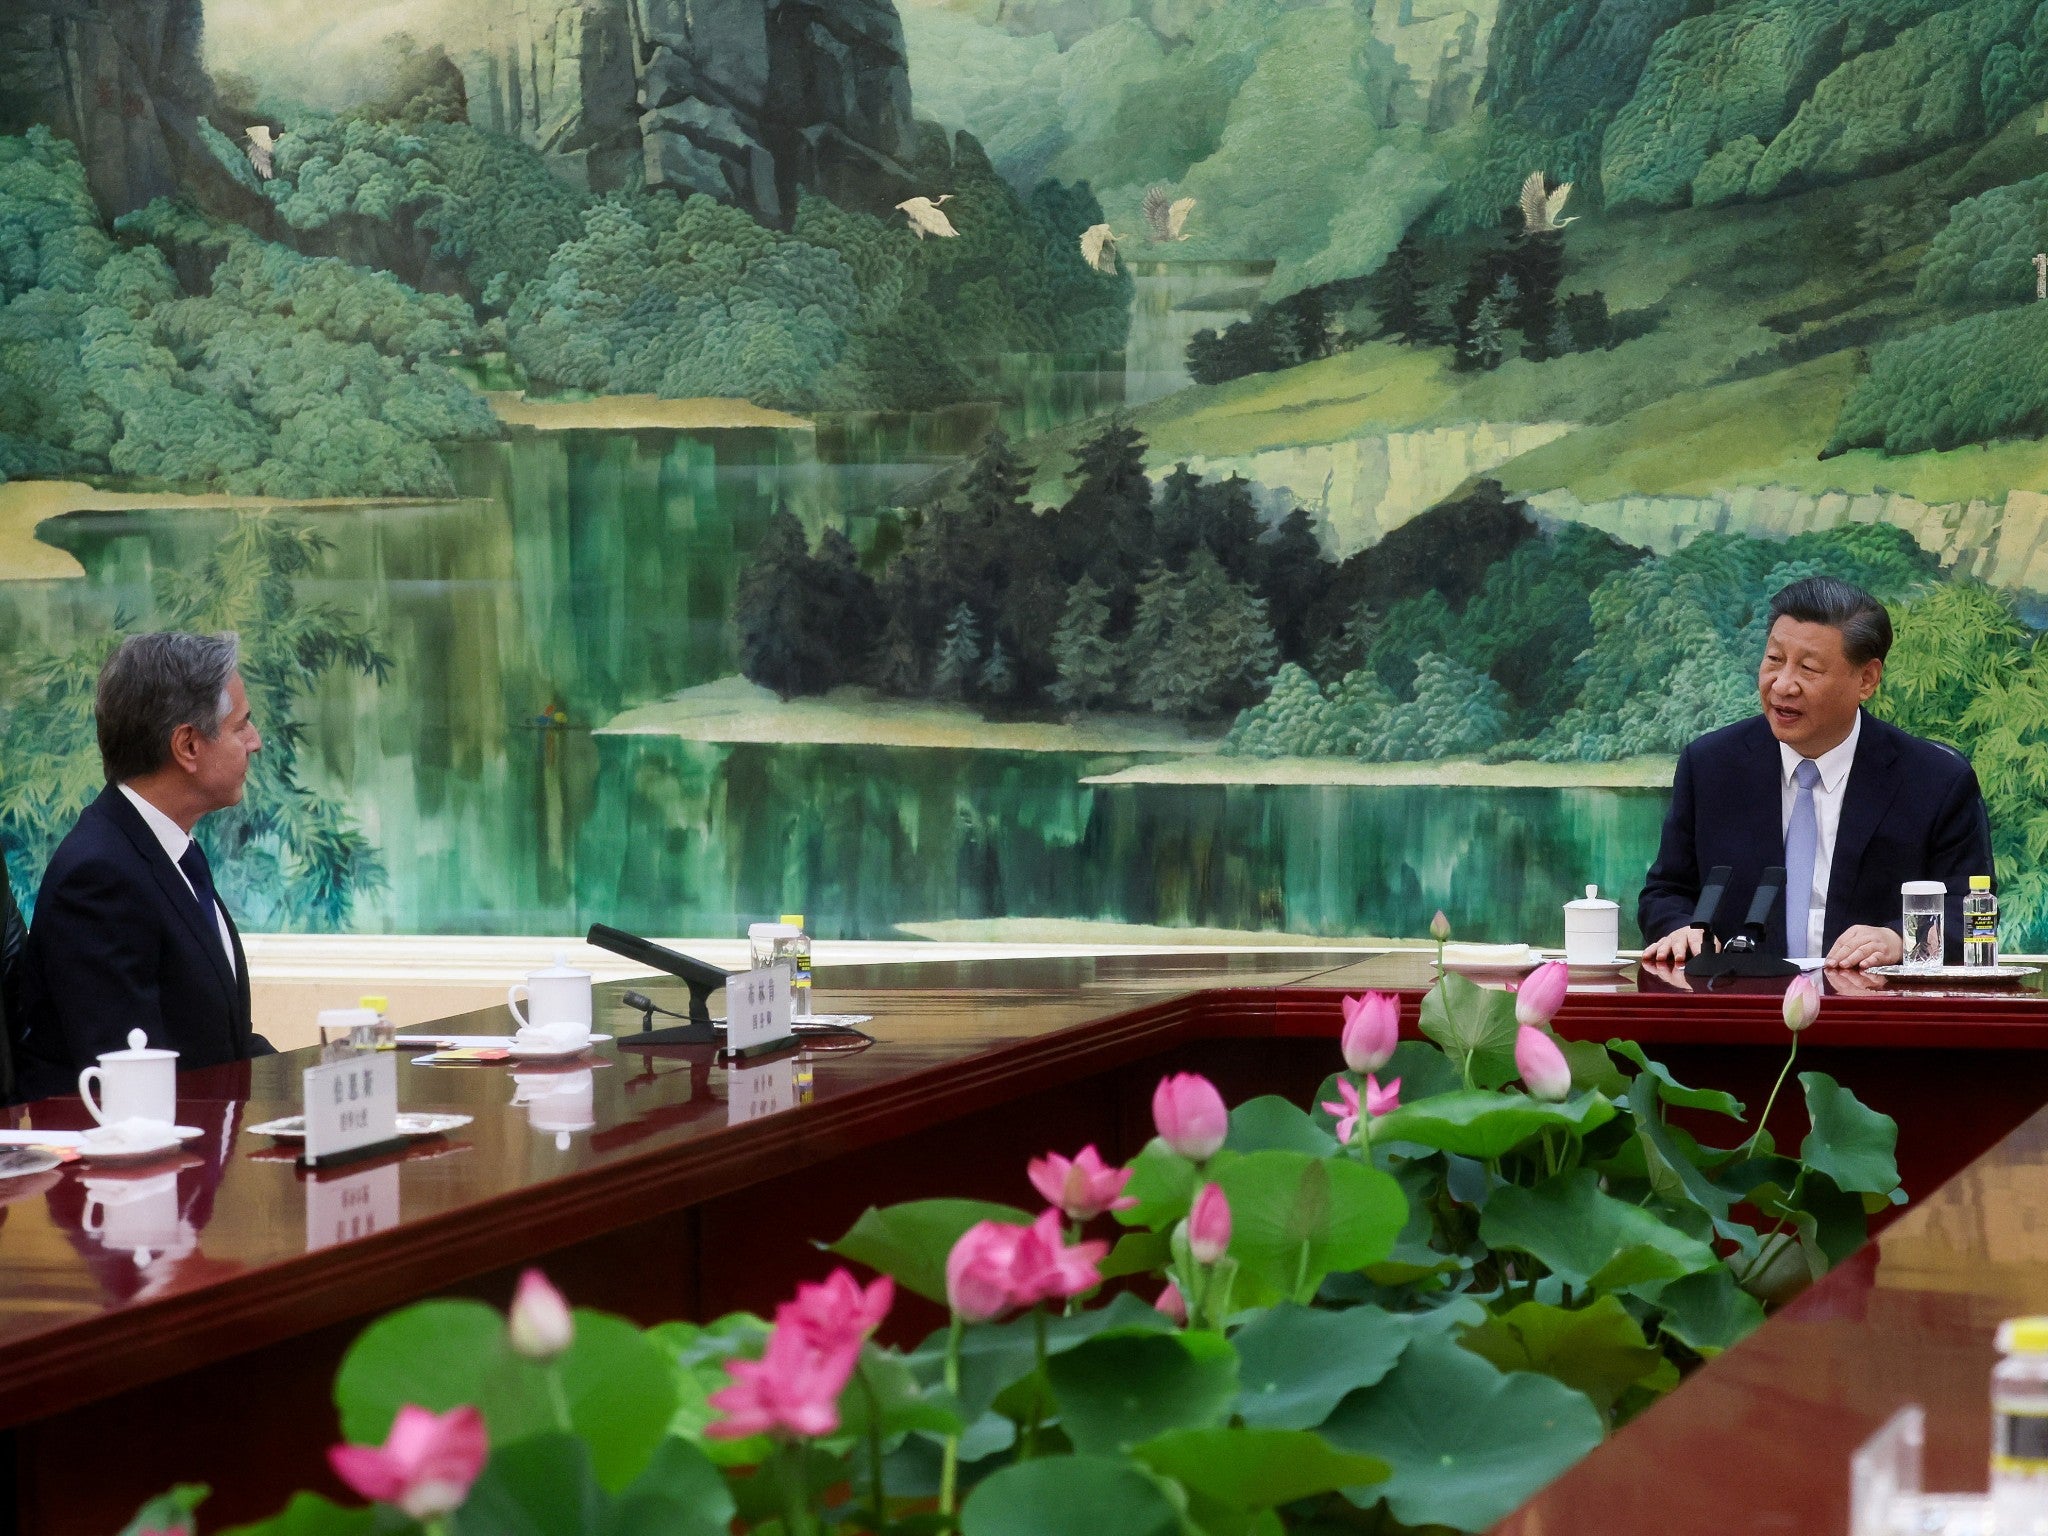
(121, 963, 1896, 1536)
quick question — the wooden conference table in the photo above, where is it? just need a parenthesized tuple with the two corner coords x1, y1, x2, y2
(5, 950, 2048, 1533)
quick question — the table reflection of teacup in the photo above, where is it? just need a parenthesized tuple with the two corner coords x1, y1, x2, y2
(82, 1170, 187, 1262)
(512, 1068, 594, 1133)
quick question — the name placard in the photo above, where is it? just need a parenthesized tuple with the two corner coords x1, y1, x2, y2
(302, 1051, 399, 1166)
(726, 964, 794, 1055)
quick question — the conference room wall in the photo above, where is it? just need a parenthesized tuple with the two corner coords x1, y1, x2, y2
(2, 1, 2046, 955)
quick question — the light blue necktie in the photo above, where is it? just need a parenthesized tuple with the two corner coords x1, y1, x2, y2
(1784, 758, 1821, 957)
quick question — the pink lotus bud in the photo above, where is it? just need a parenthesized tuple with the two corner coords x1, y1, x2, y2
(329, 1405, 488, 1520)
(1515, 1024, 1572, 1102)
(1321, 1078, 1362, 1146)
(1012, 1208, 1109, 1306)
(785, 1269, 894, 1351)
(1430, 910, 1452, 942)
(1027, 1145, 1137, 1222)
(1154, 1277, 1188, 1325)
(1188, 1182, 1231, 1265)
(706, 1269, 892, 1441)
(1364, 1073, 1401, 1118)
(946, 1220, 1025, 1322)
(1514, 961, 1571, 1029)
(1152, 1072, 1229, 1162)
(1783, 972, 1821, 1034)
(1340, 992, 1399, 1074)
(507, 1268, 573, 1361)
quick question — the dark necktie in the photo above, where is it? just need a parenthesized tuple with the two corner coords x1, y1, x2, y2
(177, 840, 220, 935)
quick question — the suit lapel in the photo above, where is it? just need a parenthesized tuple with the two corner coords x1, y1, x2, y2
(97, 788, 239, 1007)
(1827, 713, 1902, 938)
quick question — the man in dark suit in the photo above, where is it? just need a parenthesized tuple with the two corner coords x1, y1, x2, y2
(13, 632, 274, 1101)
(1639, 576, 1992, 969)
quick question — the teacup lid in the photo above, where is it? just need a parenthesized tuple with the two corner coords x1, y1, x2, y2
(102, 1028, 178, 1061)
(530, 950, 590, 979)
(747, 922, 801, 940)
(1902, 879, 1947, 896)
(1563, 883, 1618, 911)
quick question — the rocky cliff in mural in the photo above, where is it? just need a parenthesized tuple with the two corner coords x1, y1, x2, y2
(460, 0, 925, 223)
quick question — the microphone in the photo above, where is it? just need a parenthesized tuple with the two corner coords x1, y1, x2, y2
(1689, 865, 1732, 940)
(1743, 866, 1786, 934)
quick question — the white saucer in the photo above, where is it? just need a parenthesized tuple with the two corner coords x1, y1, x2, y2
(79, 1125, 202, 1164)
(508, 1035, 599, 1061)
(246, 1112, 474, 1141)
(1560, 957, 1636, 970)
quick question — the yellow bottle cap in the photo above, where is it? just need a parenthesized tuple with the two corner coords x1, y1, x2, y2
(359, 995, 389, 1012)
(1999, 1317, 2048, 1352)
(779, 914, 805, 928)
(1971, 876, 1992, 891)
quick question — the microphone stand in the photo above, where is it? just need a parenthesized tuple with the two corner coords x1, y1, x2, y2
(1686, 865, 1800, 980)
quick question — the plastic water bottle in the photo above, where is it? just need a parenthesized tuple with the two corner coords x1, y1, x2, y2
(1965, 876, 2000, 968)
(779, 912, 813, 1019)
(359, 994, 397, 1049)
(1994, 1317, 2048, 1534)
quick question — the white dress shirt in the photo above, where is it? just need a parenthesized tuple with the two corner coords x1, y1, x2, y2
(1779, 711, 1861, 959)
(118, 784, 238, 976)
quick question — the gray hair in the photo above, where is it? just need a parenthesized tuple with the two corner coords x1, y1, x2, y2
(95, 632, 241, 783)
(1767, 576, 1893, 666)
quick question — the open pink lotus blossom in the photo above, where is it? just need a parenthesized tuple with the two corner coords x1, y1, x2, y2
(946, 1220, 1026, 1322)
(1152, 1073, 1229, 1162)
(1514, 961, 1571, 1029)
(1322, 1074, 1400, 1145)
(1011, 1208, 1109, 1305)
(1783, 971, 1821, 1033)
(706, 1267, 893, 1441)
(329, 1405, 488, 1520)
(507, 1268, 573, 1361)
(1154, 1277, 1188, 1325)
(1028, 1145, 1137, 1221)
(1187, 1182, 1231, 1264)
(1516, 1024, 1572, 1102)
(1340, 993, 1399, 1074)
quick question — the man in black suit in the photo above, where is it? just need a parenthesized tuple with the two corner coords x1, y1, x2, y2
(1639, 576, 1992, 969)
(13, 632, 274, 1101)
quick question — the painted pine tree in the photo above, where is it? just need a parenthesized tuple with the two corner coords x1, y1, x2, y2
(1050, 575, 1118, 710)
(934, 602, 982, 699)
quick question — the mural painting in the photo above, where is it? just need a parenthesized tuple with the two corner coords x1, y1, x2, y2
(3, 0, 2048, 947)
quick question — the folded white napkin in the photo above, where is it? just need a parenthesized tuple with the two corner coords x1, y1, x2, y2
(81, 1117, 178, 1152)
(514, 1019, 590, 1049)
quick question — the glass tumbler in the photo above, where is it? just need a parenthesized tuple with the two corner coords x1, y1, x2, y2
(1902, 880, 1946, 970)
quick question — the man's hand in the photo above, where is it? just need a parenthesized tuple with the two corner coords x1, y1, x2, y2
(1825, 924, 1903, 970)
(1642, 925, 1705, 965)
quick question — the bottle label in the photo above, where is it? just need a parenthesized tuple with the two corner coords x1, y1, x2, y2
(1968, 913, 1999, 940)
(1997, 1407, 2048, 1471)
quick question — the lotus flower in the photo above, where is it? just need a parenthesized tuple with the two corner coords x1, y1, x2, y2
(1783, 971, 1821, 1033)
(1011, 1208, 1109, 1305)
(784, 1269, 894, 1349)
(1028, 1145, 1137, 1222)
(946, 1220, 1026, 1322)
(1430, 910, 1452, 942)
(1187, 1182, 1231, 1264)
(1152, 1072, 1229, 1162)
(1514, 961, 1571, 1028)
(1322, 1073, 1401, 1145)
(329, 1405, 488, 1520)
(706, 1321, 857, 1440)
(507, 1268, 573, 1361)
(1516, 1024, 1572, 1102)
(1340, 992, 1398, 1074)
(1154, 1277, 1188, 1325)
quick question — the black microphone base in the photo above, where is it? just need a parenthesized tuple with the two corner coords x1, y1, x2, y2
(1685, 951, 1801, 980)
(622, 1021, 723, 1046)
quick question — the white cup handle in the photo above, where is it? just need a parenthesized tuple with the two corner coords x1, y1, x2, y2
(83, 1196, 105, 1236)
(507, 984, 531, 1031)
(78, 1065, 108, 1126)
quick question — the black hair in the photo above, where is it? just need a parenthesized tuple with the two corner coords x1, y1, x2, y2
(1767, 576, 1893, 666)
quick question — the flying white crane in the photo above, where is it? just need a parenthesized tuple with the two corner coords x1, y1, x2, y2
(2033, 251, 2046, 300)
(1143, 185, 1195, 242)
(1080, 223, 1123, 274)
(895, 195, 958, 239)
(1518, 170, 1576, 234)
(245, 125, 276, 180)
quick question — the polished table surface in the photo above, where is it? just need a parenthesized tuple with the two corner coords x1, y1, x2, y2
(7, 948, 2048, 1532)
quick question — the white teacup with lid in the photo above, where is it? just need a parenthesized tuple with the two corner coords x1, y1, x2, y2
(1563, 884, 1621, 966)
(78, 1029, 178, 1128)
(508, 953, 593, 1036)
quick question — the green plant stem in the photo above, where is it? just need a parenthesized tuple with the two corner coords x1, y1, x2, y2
(544, 1365, 573, 1432)
(857, 1364, 887, 1524)
(1020, 1307, 1049, 1461)
(773, 1443, 817, 1536)
(939, 1311, 965, 1519)
(1745, 1035, 1799, 1160)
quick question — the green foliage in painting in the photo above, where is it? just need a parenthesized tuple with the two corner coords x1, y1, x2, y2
(1917, 172, 2048, 303)
(1828, 298, 2048, 454)
(0, 516, 389, 929)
